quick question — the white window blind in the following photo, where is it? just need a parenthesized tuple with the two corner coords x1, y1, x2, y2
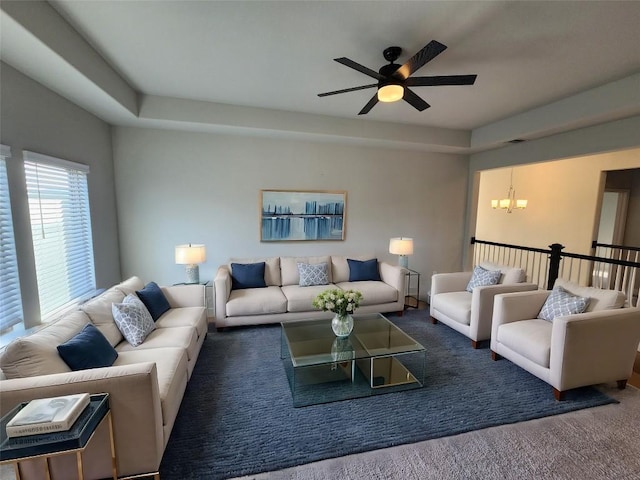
(0, 145, 24, 331)
(24, 151, 95, 320)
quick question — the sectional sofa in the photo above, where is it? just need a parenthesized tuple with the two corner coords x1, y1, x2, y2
(0, 277, 207, 479)
(214, 255, 405, 328)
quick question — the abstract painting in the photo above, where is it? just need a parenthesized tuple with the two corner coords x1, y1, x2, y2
(261, 190, 346, 241)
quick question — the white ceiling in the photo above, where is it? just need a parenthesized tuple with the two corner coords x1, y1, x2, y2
(2, 0, 640, 152)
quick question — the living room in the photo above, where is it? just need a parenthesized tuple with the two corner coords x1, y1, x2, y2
(1, 1, 640, 479)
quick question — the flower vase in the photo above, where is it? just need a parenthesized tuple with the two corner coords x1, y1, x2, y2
(331, 337, 354, 362)
(331, 313, 354, 337)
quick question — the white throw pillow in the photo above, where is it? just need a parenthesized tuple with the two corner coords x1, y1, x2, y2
(112, 294, 156, 347)
(538, 286, 590, 322)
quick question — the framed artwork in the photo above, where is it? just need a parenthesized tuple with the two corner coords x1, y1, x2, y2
(260, 190, 346, 241)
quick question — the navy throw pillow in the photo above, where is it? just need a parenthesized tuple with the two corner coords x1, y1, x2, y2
(347, 258, 381, 282)
(57, 324, 118, 371)
(231, 262, 267, 289)
(136, 282, 171, 321)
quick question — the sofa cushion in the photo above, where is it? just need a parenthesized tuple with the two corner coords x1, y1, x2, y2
(282, 284, 337, 313)
(538, 285, 590, 322)
(497, 319, 552, 368)
(336, 281, 397, 306)
(112, 294, 156, 347)
(136, 282, 172, 321)
(281, 256, 332, 285)
(114, 347, 188, 427)
(331, 255, 374, 283)
(297, 262, 329, 287)
(466, 265, 501, 292)
(116, 326, 199, 363)
(115, 276, 145, 296)
(431, 291, 472, 325)
(480, 262, 526, 284)
(229, 257, 281, 286)
(156, 307, 207, 338)
(347, 258, 381, 282)
(57, 324, 119, 371)
(231, 262, 267, 290)
(80, 286, 125, 346)
(226, 286, 287, 317)
(0, 310, 89, 379)
(554, 278, 626, 312)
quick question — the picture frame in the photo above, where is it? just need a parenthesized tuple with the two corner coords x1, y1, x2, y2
(260, 190, 346, 241)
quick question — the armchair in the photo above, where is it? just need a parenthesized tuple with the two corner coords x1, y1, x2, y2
(429, 262, 537, 348)
(490, 279, 640, 400)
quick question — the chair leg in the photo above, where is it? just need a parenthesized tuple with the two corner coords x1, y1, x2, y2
(397, 310, 404, 317)
(490, 350, 501, 361)
(617, 379, 628, 390)
(553, 388, 566, 401)
(216, 327, 225, 332)
(471, 340, 478, 349)
(429, 316, 438, 324)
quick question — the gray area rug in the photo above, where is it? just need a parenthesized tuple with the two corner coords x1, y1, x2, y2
(160, 310, 616, 480)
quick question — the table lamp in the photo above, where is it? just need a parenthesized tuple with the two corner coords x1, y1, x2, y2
(175, 244, 206, 284)
(389, 237, 413, 269)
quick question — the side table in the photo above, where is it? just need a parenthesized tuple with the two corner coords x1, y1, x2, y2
(0, 393, 117, 480)
(403, 269, 421, 309)
(174, 280, 214, 319)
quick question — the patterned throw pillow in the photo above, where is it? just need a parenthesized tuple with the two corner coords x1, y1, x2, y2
(112, 294, 156, 347)
(297, 262, 329, 287)
(538, 286, 590, 322)
(465, 265, 501, 292)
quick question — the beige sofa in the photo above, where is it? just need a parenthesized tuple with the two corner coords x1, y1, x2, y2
(0, 277, 208, 479)
(491, 279, 640, 400)
(214, 255, 405, 328)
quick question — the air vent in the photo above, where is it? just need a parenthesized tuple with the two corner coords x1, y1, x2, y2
(507, 139, 526, 144)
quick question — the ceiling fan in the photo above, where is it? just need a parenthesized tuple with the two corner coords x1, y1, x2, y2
(318, 40, 477, 115)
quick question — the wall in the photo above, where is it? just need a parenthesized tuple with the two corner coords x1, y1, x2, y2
(112, 127, 469, 293)
(0, 62, 121, 323)
(474, 148, 640, 254)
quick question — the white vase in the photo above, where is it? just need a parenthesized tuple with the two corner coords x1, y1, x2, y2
(331, 313, 354, 337)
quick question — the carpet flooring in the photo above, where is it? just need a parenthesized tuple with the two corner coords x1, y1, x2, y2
(159, 310, 616, 480)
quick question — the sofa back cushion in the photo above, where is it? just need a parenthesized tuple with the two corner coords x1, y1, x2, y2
(479, 261, 526, 284)
(332, 255, 375, 283)
(80, 286, 125, 346)
(0, 310, 89, 379)
(229, 257, 281, 286)
(281, 256, 332, 286)
(115, 276, 145, 296)
(554, 278, 626, 312)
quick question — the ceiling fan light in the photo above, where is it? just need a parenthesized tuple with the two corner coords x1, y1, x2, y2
(378, 84, 404, 102)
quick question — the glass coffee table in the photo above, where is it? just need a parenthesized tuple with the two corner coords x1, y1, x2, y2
(281, 313, 426, 407)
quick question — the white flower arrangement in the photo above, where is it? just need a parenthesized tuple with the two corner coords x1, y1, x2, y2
(312, 288, 363, 317)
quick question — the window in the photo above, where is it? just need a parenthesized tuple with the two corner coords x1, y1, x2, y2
(24, 151, 95, 321)
(0, 145, 24, 332)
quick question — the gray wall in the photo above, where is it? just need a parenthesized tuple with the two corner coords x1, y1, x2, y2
(0, 62, 121, 323)
(112, 126, 469, 294)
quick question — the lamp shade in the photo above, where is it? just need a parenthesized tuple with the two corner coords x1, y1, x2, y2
(175, 244, 206, 265)
(389, 237, 414, 256)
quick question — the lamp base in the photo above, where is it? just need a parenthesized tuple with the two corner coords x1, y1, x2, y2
(185, 264, 200, 284)
(398, 256, 409, 269)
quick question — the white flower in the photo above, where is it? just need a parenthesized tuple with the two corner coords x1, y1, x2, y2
(346, 304, 353, 312)
(326, 302, 335, 310)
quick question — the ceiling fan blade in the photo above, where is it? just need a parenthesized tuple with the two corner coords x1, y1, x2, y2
(395, 40, 447, 79)
(335, 57, 385, 80)
(358, 94, 379, 115)
(318, 84, 378, 97)
(406, 75, 477, 87)
(403, 88, 430, 111)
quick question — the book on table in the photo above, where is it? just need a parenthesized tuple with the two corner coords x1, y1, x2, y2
(5, 393, 90, 438)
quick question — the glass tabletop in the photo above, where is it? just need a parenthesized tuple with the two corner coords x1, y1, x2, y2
(281, 313, 425, 368)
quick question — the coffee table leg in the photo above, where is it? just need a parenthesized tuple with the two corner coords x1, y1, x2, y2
(76, 451, 84, 480)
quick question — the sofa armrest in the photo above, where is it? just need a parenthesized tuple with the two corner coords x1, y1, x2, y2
(162, 284, 205, 308)
(469, 282, 538, 341)
(550, 307, 640, 391)
(431, 272, 472, 296)
(214, 266, 232, 320)
(0, 362, 164, 476)
(379, 262, 404, 295)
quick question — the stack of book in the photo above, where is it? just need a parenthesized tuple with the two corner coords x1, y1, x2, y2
(5, 393, 90, 438)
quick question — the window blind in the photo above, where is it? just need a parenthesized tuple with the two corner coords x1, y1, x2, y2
(24, 151, 95, 320)
(0, 145, 24, 331)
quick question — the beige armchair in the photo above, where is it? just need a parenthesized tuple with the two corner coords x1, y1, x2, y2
(490, 279, 640, 400)
(429, 262, 537, 348)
